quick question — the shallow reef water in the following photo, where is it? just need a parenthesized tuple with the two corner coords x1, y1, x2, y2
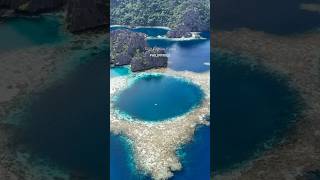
(110, 66, 131, 77)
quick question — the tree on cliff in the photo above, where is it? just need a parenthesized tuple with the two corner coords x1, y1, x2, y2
(110, 0, 209, 31)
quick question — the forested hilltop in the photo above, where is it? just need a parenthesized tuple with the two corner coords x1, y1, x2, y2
(111, 0, 210, 31)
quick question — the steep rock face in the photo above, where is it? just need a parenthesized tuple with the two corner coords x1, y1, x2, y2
(66, 0, 108, 32)
(178, 8, 209, 32)
(131, 47, 168, 72)
(167, 25, 192, 38)
(111, 29, 168, 71)
(112, 52, 131, 66)
(167, 5, 209, 38)
(111, 29, 146, 65)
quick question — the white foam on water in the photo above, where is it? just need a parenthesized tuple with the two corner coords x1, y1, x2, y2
(147, 32, 207, 41)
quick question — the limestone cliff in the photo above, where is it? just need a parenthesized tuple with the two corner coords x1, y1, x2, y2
(111, 29, 168, 71)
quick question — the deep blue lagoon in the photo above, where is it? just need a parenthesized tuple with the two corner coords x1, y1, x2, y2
(115, 74, 203, 121)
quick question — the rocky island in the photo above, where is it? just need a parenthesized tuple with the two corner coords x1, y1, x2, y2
(111, 29, 168, 71)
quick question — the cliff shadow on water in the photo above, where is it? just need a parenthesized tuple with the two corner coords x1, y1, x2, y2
(212, 51, 303, 173)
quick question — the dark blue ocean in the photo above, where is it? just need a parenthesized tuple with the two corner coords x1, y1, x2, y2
(110, 27, 210, 179)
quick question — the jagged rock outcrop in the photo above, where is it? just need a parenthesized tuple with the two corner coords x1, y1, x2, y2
(167, 6, 209, 38)
(66, 0, 108, 32)
(179, 7, 209, 32)
(167, 25, 192, 38)
(0, 0, 108, 32)
(111, 29, 168, 71)
(131, 47, 168, 71)
(111, 29, 146, 65)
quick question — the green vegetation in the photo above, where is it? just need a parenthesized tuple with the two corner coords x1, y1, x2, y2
(111, 0, 209, 30)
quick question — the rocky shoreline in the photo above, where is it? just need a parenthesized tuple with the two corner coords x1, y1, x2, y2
(110, 69, 210, 180)
(213, 29, 320, 179)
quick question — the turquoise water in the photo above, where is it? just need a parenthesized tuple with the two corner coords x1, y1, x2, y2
(110, 26, 169, 37)
(110, 66, 131, 77)
(212, 52, 301, 172)
(133, 27, 169, 37)
(110, 25, 130, 31)
(0, 15, 66, 52)
(115, 74, 203, 121)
